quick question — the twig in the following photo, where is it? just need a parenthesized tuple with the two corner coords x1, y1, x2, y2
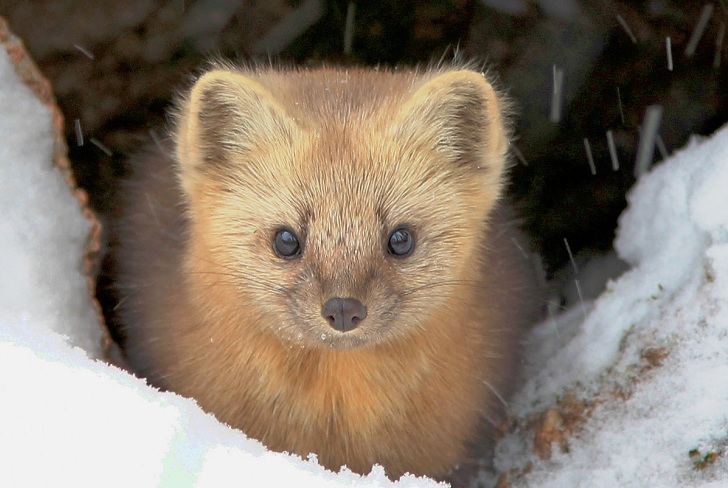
(685, 3, 715, 57)
(550, 65, 564, 123)
(343, 2, 356, 55)
(616, 15, 638, 44)
(617, 87, 625, 126)
(74, 119, 84, 146)
(564, 238, 579, 274)
(73, 44, 95, 60)
(583, 137, 596, 175)
(634, 105, 663, 178)
(655, 133, 669, 160)
(715, 22, 725, 69)
(89, 137, 112, 156)
(606, 130, 619, 171)
(575, 279, 588, 321)
(511, 143, 528, 166)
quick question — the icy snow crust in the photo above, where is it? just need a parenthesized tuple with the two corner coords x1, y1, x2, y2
(0, 49, 441, 487)
(494, 124, 728, 486)
(3, 35, 728, 486)
(0, 48, 103, 358)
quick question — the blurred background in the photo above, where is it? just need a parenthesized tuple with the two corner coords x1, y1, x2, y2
(1, 0, 726, 280)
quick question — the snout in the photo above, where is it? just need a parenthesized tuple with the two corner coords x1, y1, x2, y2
(321, 297, 367, 332)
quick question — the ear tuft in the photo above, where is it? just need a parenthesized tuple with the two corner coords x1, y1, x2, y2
(395, 70, 510, 186)
(175, 70, 296, 193)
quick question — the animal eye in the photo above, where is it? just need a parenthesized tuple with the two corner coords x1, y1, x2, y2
(387, 228, 415, 257)
(273, 229, 301, 259)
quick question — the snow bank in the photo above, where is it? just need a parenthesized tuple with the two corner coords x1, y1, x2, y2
(0, 46, 440, 487)
(4, 20, 728, 486)
(494, 124, 728, 487)
(0, 48, 103, 358)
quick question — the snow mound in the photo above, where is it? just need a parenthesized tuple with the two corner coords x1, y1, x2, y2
(494, 124, 728, 487)
(0, 46, 440, 487)
(0, 47, 103, 357)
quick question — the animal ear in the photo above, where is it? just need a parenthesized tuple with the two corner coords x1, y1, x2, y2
(175, 69, 296, 190)
(394, 70, 510, 186)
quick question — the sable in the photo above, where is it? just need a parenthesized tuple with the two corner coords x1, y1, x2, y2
(111, 64, 540, 481)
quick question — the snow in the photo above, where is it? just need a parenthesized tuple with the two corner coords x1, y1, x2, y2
(3, 30, 728, 486)
(0, 48, 103, 358)
(0, 48, 440, 487)
(494, 124, 728, 486)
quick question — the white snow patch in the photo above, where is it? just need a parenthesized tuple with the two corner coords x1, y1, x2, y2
(494, 123, 728, 487)
(0, 47, 103, 357)
(0, 48, 441, 487)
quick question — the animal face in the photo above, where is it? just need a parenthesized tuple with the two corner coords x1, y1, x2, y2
(176, 66, 509, 349)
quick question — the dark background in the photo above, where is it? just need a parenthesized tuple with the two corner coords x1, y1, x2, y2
(2, 0, 726, 274)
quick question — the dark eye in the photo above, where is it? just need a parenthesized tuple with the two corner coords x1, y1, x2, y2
(387, 228, 415, 257)
(273, 229, 301, 259)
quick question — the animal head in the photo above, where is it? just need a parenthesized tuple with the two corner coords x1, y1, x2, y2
(174, 65, 510, 350)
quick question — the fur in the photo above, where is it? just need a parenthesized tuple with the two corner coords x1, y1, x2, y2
(113, 64, 538, 480)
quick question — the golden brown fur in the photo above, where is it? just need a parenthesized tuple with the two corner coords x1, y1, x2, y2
(114, 64, 539, 480)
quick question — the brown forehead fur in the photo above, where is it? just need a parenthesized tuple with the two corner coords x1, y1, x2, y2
(174, 62, 512, 180)
(219, 63, 496, 121)
(178, 64, 509, 238)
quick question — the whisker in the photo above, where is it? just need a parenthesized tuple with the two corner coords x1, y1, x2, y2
(401, 280, 555, 308)
(183, 252, 290, 293)
(400, 279, 485, 297)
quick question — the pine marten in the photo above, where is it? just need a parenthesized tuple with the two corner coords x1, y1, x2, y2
(112, 64, 539, 481)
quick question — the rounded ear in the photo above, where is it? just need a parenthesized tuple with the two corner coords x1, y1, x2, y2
(175, 69, 296, 195)
(393, 70, 510, 190)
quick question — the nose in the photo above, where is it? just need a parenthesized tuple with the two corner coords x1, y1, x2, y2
(321, 297, 367, 332)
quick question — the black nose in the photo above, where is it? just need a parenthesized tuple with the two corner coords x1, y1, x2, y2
(321, 297, 367, 332)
